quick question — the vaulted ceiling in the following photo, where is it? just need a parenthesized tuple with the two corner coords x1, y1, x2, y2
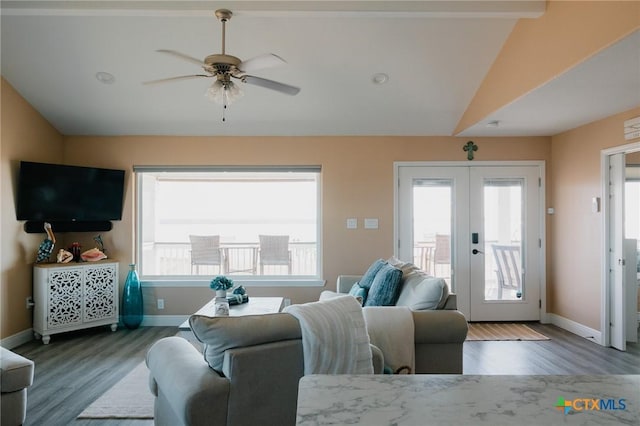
(1, 1, 638, 137)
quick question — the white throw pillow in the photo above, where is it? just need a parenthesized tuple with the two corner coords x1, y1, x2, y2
(386, 256, 420, 277)
(320, 290, 364, 305)
(396, 272, 449, 310)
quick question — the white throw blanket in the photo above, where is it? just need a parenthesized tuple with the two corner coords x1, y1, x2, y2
(363, 306, 415, 374)
(284, 295, 373, 375)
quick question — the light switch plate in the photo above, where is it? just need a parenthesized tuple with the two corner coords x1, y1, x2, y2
(364, 218, 379, 229)
(346, 218, 358, 229)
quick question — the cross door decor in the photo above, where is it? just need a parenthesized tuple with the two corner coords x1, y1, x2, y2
(463, 141, 478, 160)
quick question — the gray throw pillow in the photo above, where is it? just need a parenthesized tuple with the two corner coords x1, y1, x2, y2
(189, 313, 301, 373)
(358, 259, 387, 290)
(364, 263, 403, 307)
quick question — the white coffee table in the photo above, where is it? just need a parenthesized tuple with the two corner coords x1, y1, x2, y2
(179, 296, 285, 330)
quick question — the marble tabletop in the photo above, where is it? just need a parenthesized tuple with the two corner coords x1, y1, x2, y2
(296, 374, 639, 425)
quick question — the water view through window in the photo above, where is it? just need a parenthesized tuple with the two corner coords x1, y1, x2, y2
(136, 168, 320, 279)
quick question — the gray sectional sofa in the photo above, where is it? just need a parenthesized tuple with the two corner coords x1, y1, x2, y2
(146, 259, 468, 426)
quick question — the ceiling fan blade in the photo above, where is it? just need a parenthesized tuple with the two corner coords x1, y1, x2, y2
(143, 75, 210, 85)
(242, 75, 300, 96)
(239, 53, 287, 73)
(156, 49, 205, 66)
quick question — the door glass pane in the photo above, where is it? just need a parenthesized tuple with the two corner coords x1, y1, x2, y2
(484, 179, 523, 301)
(412, 179, 452, 287)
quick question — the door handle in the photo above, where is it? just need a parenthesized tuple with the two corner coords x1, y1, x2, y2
(472, 249, 483, 255)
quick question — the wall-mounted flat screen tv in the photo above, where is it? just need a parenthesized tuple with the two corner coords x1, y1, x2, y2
(16, 161, 125, 222)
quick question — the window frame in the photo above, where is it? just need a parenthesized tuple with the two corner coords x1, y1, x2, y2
(133, 165, 324, 287)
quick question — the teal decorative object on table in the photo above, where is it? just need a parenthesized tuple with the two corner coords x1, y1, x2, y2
(211, 276, 234, 316)
(210, 275, 234, 292)
(122, 264, 143, 329)
(225, 285, 248, 305)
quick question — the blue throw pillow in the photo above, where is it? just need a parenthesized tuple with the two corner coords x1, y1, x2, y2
(358, 259, 387, 290)
(348, 283, 368, 305)
(364, 264, 403, 307)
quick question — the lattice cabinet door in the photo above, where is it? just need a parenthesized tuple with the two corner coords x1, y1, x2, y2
(83, 264, 118, 323)
(34, 261, 119, 344)
(47, 267, 83, 329)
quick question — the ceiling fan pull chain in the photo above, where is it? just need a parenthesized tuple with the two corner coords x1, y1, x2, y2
(222, 89, 228, 122)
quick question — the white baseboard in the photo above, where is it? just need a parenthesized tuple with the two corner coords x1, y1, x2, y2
(0, 328, 35, 349)
(141, 315, 188, 327)
(547, 313, 603, 345)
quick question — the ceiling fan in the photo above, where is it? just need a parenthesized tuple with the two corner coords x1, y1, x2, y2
(144, 9, 300, 118)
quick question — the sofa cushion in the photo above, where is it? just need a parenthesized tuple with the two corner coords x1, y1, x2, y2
(396, 273, 449, 310)
(357, 259, 387, 290)
(364, 263, 403, 307)
(189, 313, 302, 373)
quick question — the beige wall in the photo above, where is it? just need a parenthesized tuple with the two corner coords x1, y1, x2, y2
(3, 76, 638, 340)
(549, 107, 640, 330)
(60, 135, 551, 318)
(1, 78, 64, 337)
(456, 0, 640, 134)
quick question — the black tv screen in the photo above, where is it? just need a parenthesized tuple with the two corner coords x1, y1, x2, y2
(16, 161, 125, 222)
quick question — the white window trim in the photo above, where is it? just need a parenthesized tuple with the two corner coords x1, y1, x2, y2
(140, 278, 326, 288)
(134, 165, 323, 287)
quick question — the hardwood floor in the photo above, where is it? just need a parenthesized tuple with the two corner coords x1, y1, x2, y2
(10, 323, 640, 425)
(12, 326, 177, 426)
(464, 323, 640, 375)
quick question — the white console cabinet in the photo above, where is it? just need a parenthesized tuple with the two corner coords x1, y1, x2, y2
(33, 261, 119, 344)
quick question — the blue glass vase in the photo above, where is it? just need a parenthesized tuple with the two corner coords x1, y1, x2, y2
(122, 263, 143, 329)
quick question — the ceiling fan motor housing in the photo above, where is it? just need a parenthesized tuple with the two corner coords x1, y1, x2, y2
(205, 54, 242, 74)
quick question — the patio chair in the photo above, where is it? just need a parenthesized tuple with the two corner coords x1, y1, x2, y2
(491, 244, 522, 299)
(258, 235, 292, 274)
(434, 234, 451, 276)
(189, 235, 224, 275)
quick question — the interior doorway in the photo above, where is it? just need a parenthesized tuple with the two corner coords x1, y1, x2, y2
(602, 142, 640, 351)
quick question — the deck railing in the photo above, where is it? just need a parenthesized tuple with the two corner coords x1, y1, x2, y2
(141, 241, 317, 276)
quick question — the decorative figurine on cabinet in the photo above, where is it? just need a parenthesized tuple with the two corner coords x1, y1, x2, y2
(36, 222, 56, 263)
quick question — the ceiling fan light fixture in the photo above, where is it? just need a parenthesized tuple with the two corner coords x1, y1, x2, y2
(206, 80, 243, 105)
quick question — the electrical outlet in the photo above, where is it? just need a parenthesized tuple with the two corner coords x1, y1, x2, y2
(157, 299, 165, 310)
(26, 297, 34, 309)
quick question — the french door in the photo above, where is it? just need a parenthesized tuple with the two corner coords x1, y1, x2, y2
(396, 162, 543, 321)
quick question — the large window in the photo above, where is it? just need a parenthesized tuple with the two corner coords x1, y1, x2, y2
(135, 166, 321, 284)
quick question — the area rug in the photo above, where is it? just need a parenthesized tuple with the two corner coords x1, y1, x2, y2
(77, 362, 153, 419)
(466, 323, 550, 341)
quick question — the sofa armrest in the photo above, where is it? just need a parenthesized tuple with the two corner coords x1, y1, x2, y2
(146, 336, 230, 426)
(336, 275, 362, 293)
(441, 293, 457, 310)
(412, 310, 468, 344)
(411, 310, 468, 374)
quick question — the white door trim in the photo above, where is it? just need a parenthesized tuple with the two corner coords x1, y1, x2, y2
(601, 141, 640, 348)
(394, 160, 547, 322)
